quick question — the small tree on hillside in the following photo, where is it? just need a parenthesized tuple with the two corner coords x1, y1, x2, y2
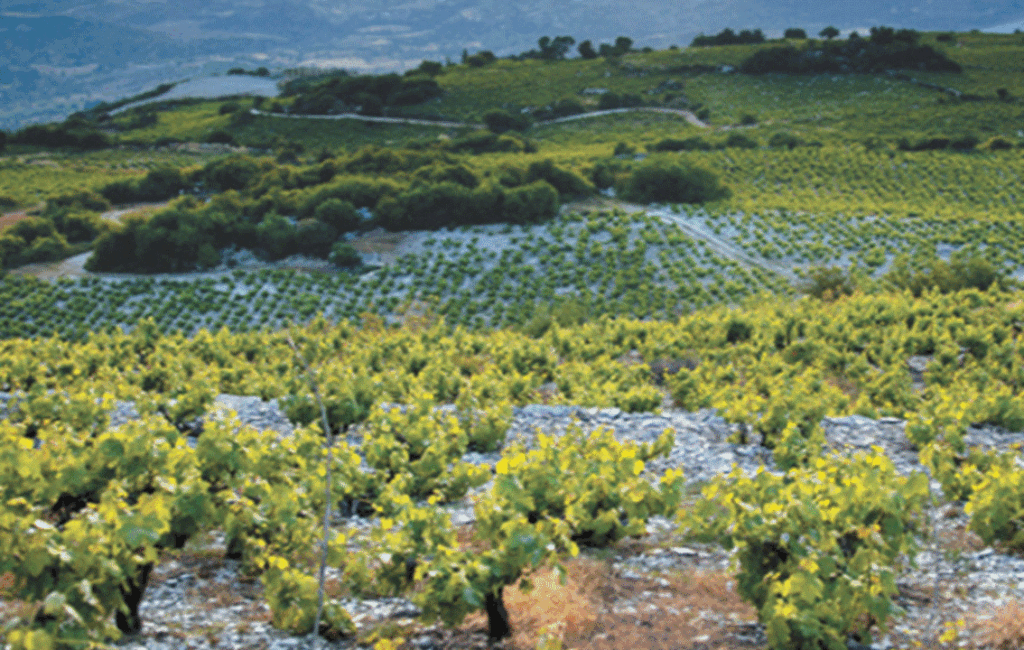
(578, 40, 598, 59)
(784, 28, 807, 39)
(819, 25, 840, 40)
(538, 36, 576, 60)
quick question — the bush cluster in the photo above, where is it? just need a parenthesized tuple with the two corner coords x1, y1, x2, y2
(740, 28, 961, 74)
(10, 117, 111, 150)
(482, 109, 532, 134)
(0, 190, 113, 269)
(283, 72, 443, 115)
(691, 28, 766, 47)
(896, 134, 979, 151)
(883, 253, 1004, 296)
(597, 92, 643, 110)
(617, 158, 729, 204)
(100, 167, 191, 204)
(87, 148, 589, 272)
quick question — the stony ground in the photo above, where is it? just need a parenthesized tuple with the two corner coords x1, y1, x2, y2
(5, 393, 1024, 649)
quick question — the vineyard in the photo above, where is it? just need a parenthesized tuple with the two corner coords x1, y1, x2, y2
(0, 210, 788, 339)
(3, 27, 1024, 650)
(2, 291, 1024, 649)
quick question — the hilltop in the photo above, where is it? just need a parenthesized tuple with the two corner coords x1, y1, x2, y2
(4, 0, 1024, 128)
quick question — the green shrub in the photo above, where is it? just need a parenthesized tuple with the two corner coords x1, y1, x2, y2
(52, 210, 106, 243)
(482, 109, 532, 134)
(135, 166, 189, 202)
(801, 266, 857, 300)
(293, 219, 339, 258)
(413, 164, 480, 189)
(199, 155, 265, 192)
(0, 218, 72, 268)
(617, 159, 729, 204)
(446, 132, 535, 154)
(313, 198, 361, 232)
(650, 136, 713, 152)
(769, 132, 804, 149)
(982, 136, 1014, 151)
(589, 160, 619, 189)
(329, 242, 361, 267)
(501, 181, 559, 224)
(524, 159, 594, 198)
(298, 176, 403, 215)
(683, 452, 929, 650)
(534, 99, 585, 121)
(884, 253, 1002, 296)
(725, 132, 759, 149)
(613, 141, 637, 156)
(376, 182, 477, 230)
(204, 130, 236, 145)
(966, 456, 1024, 551)
(257, 213, 298, 260)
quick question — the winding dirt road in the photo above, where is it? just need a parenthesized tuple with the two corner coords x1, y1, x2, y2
(251, 106, 710, 130)
(571, 198, 798, 283)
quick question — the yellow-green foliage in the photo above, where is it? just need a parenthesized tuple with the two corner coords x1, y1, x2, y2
(683, 451, 930, 650)
(3, 288, 1024, 645)
(115, 101, 233, 144)
(487, 424, 682, 547)
(965, 450, 1024, 551)
(262, 556, 356, 639)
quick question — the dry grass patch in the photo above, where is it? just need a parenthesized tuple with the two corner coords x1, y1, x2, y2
(973, 599, 1024, 649)
(937, 526, 987, 556)
(452, 555, 759, 650)
(351, 228, 409, 254)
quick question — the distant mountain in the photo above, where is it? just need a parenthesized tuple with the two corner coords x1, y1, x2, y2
(3, 0, 1024, 130)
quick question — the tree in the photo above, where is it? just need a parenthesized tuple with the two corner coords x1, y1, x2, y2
(465, 51, 497, 67)
(538, 35, 575, 60)
(614, 36, 633, 55)
(356, 93, 383, 116)
(577, 40, 597, 59)
(0, 130, 6, 153)
(409, 60, 444, 76)
(819, 25, 840, 40)
(869, 26, 896, 46)
(784, 28, 807, 39)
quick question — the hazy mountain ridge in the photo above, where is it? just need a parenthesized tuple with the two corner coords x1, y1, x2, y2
(3, 0, 1024, 129)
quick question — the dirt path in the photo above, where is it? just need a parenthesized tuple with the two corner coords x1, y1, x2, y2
(99, 202, 169, 223)
(575, 198, 798, 283)
(250, 109, 475, 129)
(251, 106, 710, 129)
(8, 252, 92, 279)
(0, 204, 45, 230)
(540, 107, 709, 128)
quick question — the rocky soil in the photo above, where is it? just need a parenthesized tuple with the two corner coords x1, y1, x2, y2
(5, 394, 1024, 649)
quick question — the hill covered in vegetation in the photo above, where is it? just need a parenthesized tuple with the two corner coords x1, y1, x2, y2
(4, 26, 1024, 650)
